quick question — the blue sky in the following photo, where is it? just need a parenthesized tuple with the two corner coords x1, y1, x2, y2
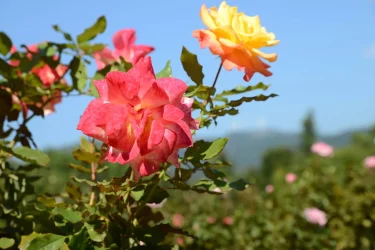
(2, 0, 375, 149)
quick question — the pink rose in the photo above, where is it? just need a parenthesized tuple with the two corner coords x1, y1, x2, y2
(172, 214, 184, 228)
(222, 216, 233, 225)
(94, 29, 154, 70)
(303, 207, 327, 226)
(285, 173, 297, 183)
(77, 57, 198, 180)
(207, 216, 216, 224)
(265, 184, 274, 193)
(9, 44, 67, 116)
(364, 156, 375, 169)
(311, 141, 334, 157)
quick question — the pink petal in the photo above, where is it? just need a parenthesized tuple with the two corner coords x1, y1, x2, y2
(156, 78, 187, 104)
(141, 82, 169, 109)
(105, 71, 140, 104)
(148, 120, 165, 149)
(94, 47, 116, 70)
(128, 57, 156, 98)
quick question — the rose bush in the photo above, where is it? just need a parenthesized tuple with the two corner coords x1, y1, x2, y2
(0, 1, 280, 249)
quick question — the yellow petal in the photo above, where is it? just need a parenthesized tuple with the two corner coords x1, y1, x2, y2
(219, 38, 239, 48)
(200, 4, 217, 30)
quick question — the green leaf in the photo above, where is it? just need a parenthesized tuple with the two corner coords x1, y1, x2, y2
(156, 60, 172, 78)
(80, 136, 94, 153)
(69, 163, 91, 173)
(228, 94, 278, 107)
(71, 176, 96, 187)
(85, 223, 106, 242)
(70, 57, 88, 93)
(72, 148, 100, 163)
(131, 186, 145, 201)
(185, 138, 229, 161)
(96, 165, 109, 174)
(77, 16, 107, 44)
(88, 81, 99, 97)
(180, 46, 204, 85)
(0, 237, 15, 249)
(0, 144, 50, 166)
(68, 227, 90, 250)
(0, 32, 12, 56)
(217, 82, 270, 97)
(52, 207, 82, 223)
(229, 178, 250, 191)
(19, 232, 40, 250)
(27, 234, 66, 250)
(184, 85, 209, 98)
(52, 25, 73, 41)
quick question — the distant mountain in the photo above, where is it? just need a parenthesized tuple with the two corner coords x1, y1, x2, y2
(205, 127, 370, 173)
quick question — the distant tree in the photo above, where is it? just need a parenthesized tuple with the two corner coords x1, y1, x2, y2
(300, 110, 316, 155)
(260, 147, 294, 185)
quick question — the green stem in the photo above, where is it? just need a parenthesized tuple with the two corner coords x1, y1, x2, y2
(198, 62, 223, 127)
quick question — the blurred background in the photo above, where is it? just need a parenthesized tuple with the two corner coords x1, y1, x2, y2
(2, 1, 375, 249)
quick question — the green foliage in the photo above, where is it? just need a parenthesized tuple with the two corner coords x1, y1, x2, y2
(0, 32, 12, 56)
(77, 16, 107, 44)
(300, 110, 317, 155)
(156, 60, 172, 78)
(180, 47, 204, 85)
(0, 237, 15, 249)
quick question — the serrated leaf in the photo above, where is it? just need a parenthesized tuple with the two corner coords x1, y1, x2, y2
(27, 234, 66, 250)
(0, 237, 15, 249)
(52, 25, 73, 41)
(52, 207, 82, 223)
(71, 176, 96, 187)
(228, 94, 278, 107)
(0, 144, 50, 166)
(0, 32, 12, 56)
(185, 138, 229, 161)
(180, 46, 204, 85)
(156, 60, 172, 78)
(216, 82, 270, 99)
(69, 163, 91, 173)
(77, 16, 107, 44)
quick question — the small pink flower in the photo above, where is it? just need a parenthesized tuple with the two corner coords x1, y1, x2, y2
(9, 44, 67, 116)
(285, 173, 297, 183)
(364, 156, 375, 169)
(311, 142, 334, 157)
(207, 216, 216, 224)
(94, 29, 154, 70)
(265, 184, 274, 193)
(222, 216, 233, 225)
(172, 214, 184, 228)
(176, 237, 184, 246)
(303, 207, 327, 226)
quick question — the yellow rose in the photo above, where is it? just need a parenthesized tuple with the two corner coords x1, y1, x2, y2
(193, 1, 279, 81)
